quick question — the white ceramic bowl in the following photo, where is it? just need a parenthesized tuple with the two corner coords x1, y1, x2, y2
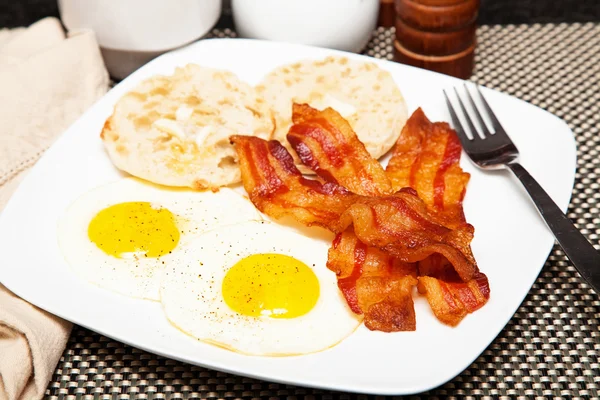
(58, 0, 222, 79)
(232, 0, 380, 53)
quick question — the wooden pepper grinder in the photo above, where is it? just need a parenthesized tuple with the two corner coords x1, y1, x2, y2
(393, 0, 479, 79)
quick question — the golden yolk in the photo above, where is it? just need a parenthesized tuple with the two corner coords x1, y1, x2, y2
(88, 202, 180, 258)
(222, 253, 320, 319)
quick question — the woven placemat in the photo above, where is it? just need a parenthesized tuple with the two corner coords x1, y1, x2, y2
(45, 23, 600, 399)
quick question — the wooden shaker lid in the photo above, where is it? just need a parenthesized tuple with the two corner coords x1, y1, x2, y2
(395, 0, 480, 30)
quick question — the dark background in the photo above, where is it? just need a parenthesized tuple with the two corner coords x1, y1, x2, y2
(1, 0, 599, 28)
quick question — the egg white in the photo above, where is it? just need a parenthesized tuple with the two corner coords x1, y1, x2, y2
(160, 220, 362, 356)
(57, 178, 261, 300)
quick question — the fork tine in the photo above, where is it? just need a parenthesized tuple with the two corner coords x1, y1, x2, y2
(475, 85, 507, 135)
(464, 84, 492, 136)
(443, 90, 471, 143)
(453, 87, 481, 140)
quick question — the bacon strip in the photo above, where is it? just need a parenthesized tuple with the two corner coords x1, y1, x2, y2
(386, 108, 470, 228)
(416, 254, 489, 325)
(327, 230, 417, 331)
(417, 272, 490, 326)
(331, 188, 477, 282)
(328, 231, 366, 314)
(287, 103, 393, 197)
(230, 135, 356, 229)
(385, 108, 489, 325)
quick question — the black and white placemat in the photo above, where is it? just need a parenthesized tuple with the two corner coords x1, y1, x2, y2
(45, 23, 600, 399)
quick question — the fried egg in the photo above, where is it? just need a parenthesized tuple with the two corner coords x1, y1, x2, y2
(57, 178, 261, 300)
(160, 220, 362, 356)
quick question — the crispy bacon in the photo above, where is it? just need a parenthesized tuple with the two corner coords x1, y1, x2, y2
(232, 105, 490, 331)
(386, 108, 470, 228)
(323, 186, 477, 330)
(331, 188, 477, 281)
(286, 105, 482, 309)
(283, 105, 424, 331)
(327, 230, 418, 331)
(230, 135, 356, 228)
(417, 271, 490, 326)
(232, 135, 478, 270)
(232, 135, 477, 279)
(287, 103, 393, 196)
(385, 109, 489, 326)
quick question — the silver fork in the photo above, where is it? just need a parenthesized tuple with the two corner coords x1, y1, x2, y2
(444, 84, 600, 294)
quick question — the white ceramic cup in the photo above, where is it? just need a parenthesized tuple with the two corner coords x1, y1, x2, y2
(58, 0, 222, 79)
(232, 0, 380, 53)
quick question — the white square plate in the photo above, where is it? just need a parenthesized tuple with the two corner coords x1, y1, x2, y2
(0, 39, 576, 395)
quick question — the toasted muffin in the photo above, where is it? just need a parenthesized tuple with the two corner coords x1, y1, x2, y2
(255, 56, 407, 169)
(101, 64, 274, 190)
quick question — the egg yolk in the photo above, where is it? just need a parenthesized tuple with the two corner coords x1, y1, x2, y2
(88, 202, 180, 258)
(222, 253, 320, 319)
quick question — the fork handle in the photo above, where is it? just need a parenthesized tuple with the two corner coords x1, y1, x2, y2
(507, 162, 600, 293)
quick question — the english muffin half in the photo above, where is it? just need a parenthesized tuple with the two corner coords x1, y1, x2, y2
(101, 64, 274, 190)
(256, 56, 407, 169)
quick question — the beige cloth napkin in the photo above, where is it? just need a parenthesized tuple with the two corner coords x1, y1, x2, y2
(0, 17, 109, 400)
